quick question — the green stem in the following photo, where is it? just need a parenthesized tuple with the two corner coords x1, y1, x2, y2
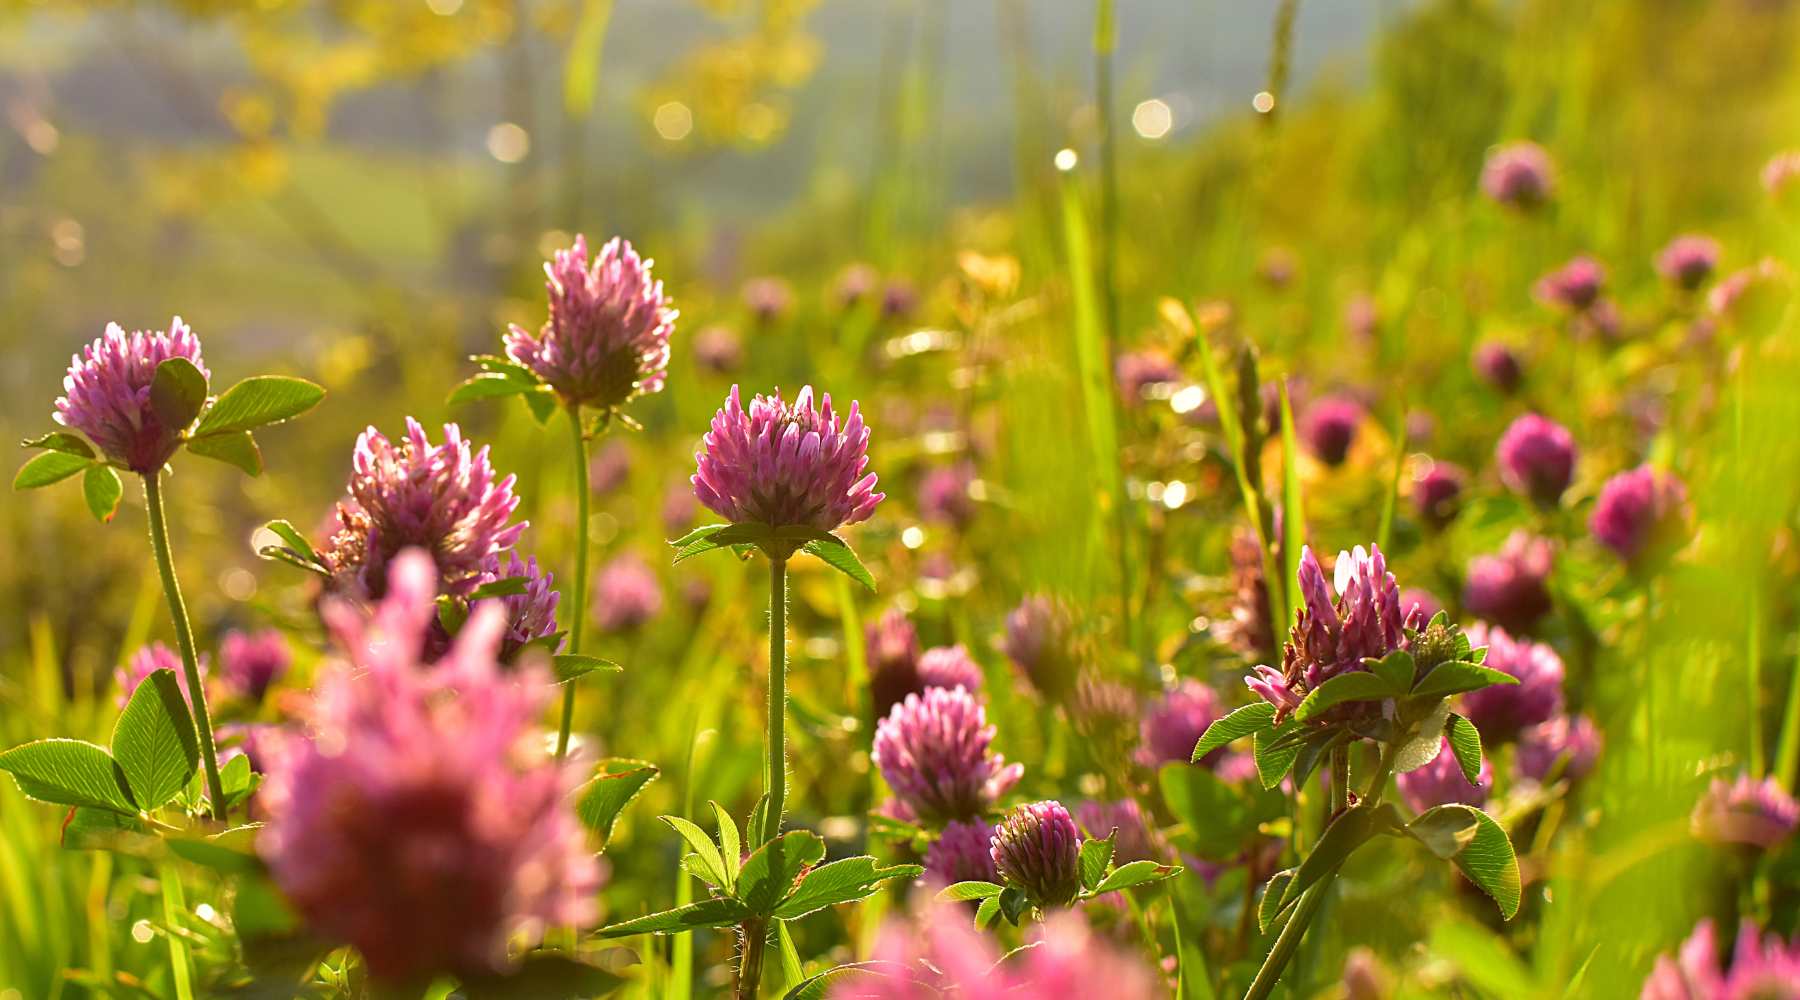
(556, 404, 590, 761)
(1776, 601, 1800, 790)
(737, 919, 768, 1000)
(158, 863, 195, 1000)
(764, 556, 789, 843)
(142, 474, 225, 820)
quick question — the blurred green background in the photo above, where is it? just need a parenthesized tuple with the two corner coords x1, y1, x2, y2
(3, 1, 1800, 997)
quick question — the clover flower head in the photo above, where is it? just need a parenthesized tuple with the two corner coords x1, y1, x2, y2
(917, 645, 983, 694)
(873, 686, 1022, 823)
(503, 235, 675, 410)
(1590, 465, 1689, 566)
(1497, 413, 1577, 506)
(1460, 624, 1564, 739)
(1692, 773, 1800, 851)
(924, 819, 998, 886)
(1464, 532, 1555, 633)
(1002, 595, 1079, 701)
(1396, 738, 1491, 812)
(1642, 918, 1800, 1000)
(691, 385, 883, 533)
(1139, 679, 1224, 767)
(1481, 141, 1554, 208)
(990, 800, 1083, 907)
(1656, 234, 1722, 292)
(1302, 395, 1364, 466)
(115, 642, 202, 709)
(1535, 256, 1606, 312)
(593, 552, 662, 634)
(1516, 713, 1601, 784)
(1473, 341, 1524, 394)
(258, 550, 599, 982)
(1412, 460, 1467, 530)
(475, 551, 561, 662)
(219, 629, 292, 703)
(54, 318, 208, 473)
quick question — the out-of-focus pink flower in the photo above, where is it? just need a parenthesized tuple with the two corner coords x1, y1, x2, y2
(1075, 799, 1162, 864)
(1460, 624, 1563, 740)
(1258, 247, 1298, 289)
(1411, 460, 1467, 530)
(873, 687, 1022, 822)
(1003, 595, 1080, 702)
(592, 552, 663, 633)
(1473, 341, 1524, 394)
(1535, 256, 1606, 312)
(1642, 918, 1800, 1000)
(504, 235, 675, 410)
(115, 642, 203, 709)
(1762, 150, 1800, 200)
(692, 385, 883, 532)
(692, 324, 743, 374)
(1481, 141, 1554, 209)
(1464, 532, 1555, 634)
(918, 463, 976, 529)
(1301, 395, 1364, 467)
(218, 629, 291, 703)
(1708, 257, 1792, 326)
(662, 479, 699, 535)
(1516, 713, 1601, 784)
(923, 819, 997, 885)
(1656, 234, 1721, 292)
(917, 645, 983, 694)
(1692, 773, 1800, 851)
(1342, 947, 1389, 1000)
(1344, 294, 1379, 342)
(326, 419, 526, 600)
(835, 263, 879, 308)
(1115, 350, 1184, 405)
(1138, 679, 1224, 767)
(991, 801, 1083, 907)
(881, 280, 919, 321)
(55, 318, 208, 473)
(1400, 588, 1444, 623)
(742, 277, 793, 323)
(1397, 737, 1491, 812)
(868, 608, 923, 720)
(1590, 465, 1689, 566)
(1497, 413, 1577, 507)
(258, 550, 599, 982)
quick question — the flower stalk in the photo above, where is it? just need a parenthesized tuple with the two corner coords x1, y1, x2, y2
(763, 555, 789, 844)
(143, 473, 226, 819)
(556, 404, 591, 760)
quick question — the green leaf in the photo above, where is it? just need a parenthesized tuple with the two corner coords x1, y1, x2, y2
(1411, 662, 1521, 700)
(973, 895, 1001, 929)
(1419, 804, 1521, 919)
(459, 953, 630, 1000)
(1293, 671, 1400, 722)
(1159, 763, 1268, 860)
(186, 430, 262, 476)
(1191, 702, 1276, 762)
(1405, 805, 1481, 859)
(777, 921, 804, 992)
(781, 963, 902, 1000)
(596, 897, 750, 937)
(1092, 860, 1180, 893)
(82, 465, 122, 522)
(192, 376, 324, 436)
(553, 654, 623, 683)
(524, 390, 558, 424)
(149, 357, 208, 431)
(1078, 831, 1115, 891)
(712, 801, 741, 884)
(662, 815, 731, 891)
(773, 857, 922, 919)
(448, 373, 537, 405)
(1278, 381, 1307, 630)
(471, 575, 530, 599)
(1393, 697, 1454, 773)
(21, 432, 94, 458)
(672, 523, 775, 563)
(1367, 649, 1416, 692)
(0, 739, 135, 814)
(110, 669, 199, 810)
(61, 806, 147, 850)
(997, 885, 1032, 925)
(1291, 727, 1352, 789)
(1258, 869, 1296, 933)
(1280, 804, 1401, 909)
(219, 753, 259, 811)
(165, 826, 265, 875)
(737, 830, 827, 914)
(681, 853, 725, 888)
(1446, 713, 1485, 785)
(798, 534, 876, 592)
(937, 880, 1005, 902)
(1429, 918, 1538, 997)
(574, 758, 659, 849)
(255, 519, 324, 572)
(1254, 720, 1305, 789)
(14, 451, 91, 490)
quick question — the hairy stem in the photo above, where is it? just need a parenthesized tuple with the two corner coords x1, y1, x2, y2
(556, 404, 590, 760)
(142, 474, 225, 820)
(737, 919, 768, 1000)
(764, 556, 789, 843)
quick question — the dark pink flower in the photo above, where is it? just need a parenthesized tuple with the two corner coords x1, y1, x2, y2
(742, 277, 793, 323)
(1460, 624, 1563, 740)
(873, 687, 1022, 823)
(1075, 799, 1162, 864)
(1497, 413, 1576, 507)
(917, 645, 983, 694)
(867, 608, 923, 720)
(327, 419, 526, 600)
(1464, 532, 1555, 634)
(1516, 713, 1600, 783)
(1534, 256, 1606, 312)
(1400, 588, 1444, 623)
(1642, 919, 1800, 1000)
(1139, 679, 1224, 767)
(1692, 773, 1799, 851)
(691, 385, 883, 532)
(1301, 395, 1364, 467)
(1003, 595, 1079, 701)
(475, 551, 561, 661)
(115, 642, 203, 709)
(1248, 545, 1420, 718)
(218, 629, 291, 703)
(504, 235, 675, 410)
(918, 463, 976, 528)
(1411, 460, 1467, 530)
(991, 800, 1082, 907)
(258, 550, 599, 982)
(692, 324, 743, 373)
(1656, 234, 1721, 292)
(1220, 527, 1275, 661)
(1590, 465, 1689, 566)
(924, 819, 997, 885)
(1396, 738, 1491, 812)
(1473, 341, 1524, 394)
(55, 318, 208, 473)
(1481, 141, 1554, 208)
